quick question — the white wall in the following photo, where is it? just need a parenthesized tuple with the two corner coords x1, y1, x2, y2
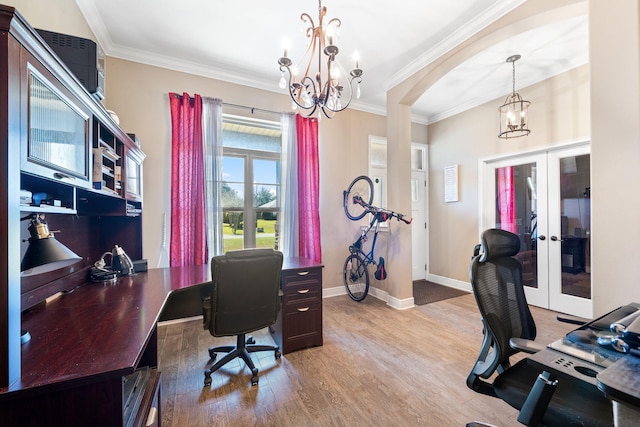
(427, 65, 590, 283)
(589, 0, 640, 314)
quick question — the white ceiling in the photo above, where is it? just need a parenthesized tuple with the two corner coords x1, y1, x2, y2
(75, 0, 588, 124)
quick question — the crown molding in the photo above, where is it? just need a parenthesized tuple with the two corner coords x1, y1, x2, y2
(384, 0, 525, 91)
(424, 58, 589, 124)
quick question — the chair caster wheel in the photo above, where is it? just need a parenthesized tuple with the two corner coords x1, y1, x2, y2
(251, 368, 259, 386)
(275, 349, 281, 359)
(208, 348, 217, 359)
(204, 373, 212, 387)
(247, 336, 256, 345)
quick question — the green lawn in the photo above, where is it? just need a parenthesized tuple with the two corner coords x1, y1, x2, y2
(222, 219, 276, 235)
(223, 219, 277, 252)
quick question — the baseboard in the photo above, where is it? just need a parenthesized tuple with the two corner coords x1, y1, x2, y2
(323, 285, 415, 310)
(427, 273, 472, 293)
(323, 286, 346, 299)
(387, 294, 415, 310)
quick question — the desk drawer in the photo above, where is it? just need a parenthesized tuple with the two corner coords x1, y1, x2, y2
(282, 282, 321, 304)
(281, 268, 322, 290)
(281, 300, 322, 349)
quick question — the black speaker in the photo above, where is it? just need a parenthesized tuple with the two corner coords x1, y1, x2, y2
(36, 28, 105, 101)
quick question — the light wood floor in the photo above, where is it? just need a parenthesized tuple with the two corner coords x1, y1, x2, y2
(157, 293, 575, 426)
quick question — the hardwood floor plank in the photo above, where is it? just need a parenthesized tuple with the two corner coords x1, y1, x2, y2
(158, 293, 576, 426)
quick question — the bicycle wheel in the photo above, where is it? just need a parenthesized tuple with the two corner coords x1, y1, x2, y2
(343, 175, 374, 220)
(343, 254, 370, 301)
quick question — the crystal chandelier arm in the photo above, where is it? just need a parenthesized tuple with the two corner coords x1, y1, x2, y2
(301, 12, 316, 35)
(322, 60, 363, 115)
(326, 17, 341, 27)
(277, 0, 363, 119)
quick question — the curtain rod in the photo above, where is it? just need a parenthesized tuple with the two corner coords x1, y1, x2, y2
(222, 102, 281, 116)
(170, 94, 281, 116)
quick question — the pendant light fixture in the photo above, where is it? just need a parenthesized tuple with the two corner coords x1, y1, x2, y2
(498, 54, 530, 139)
(277, 0, 363, 119)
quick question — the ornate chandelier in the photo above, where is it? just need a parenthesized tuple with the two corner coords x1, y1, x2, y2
(498, 54, 531, 139)
(277, 0, 363, 119)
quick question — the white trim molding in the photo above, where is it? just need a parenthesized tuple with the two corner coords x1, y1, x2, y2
(323, 285, 415, 310)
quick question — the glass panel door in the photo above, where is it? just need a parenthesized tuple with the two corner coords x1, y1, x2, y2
(547, 146, 592, 317)
(484, 153, 549, 308)
(253, 158, 280, 249)
(222, 155, 245, 252)
(482, 144, 592, 318)
(27, 68, 90, 181)
(222, 155, 281, 252)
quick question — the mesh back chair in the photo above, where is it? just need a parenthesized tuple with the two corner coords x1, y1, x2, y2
(467, 229, 612, 427)
(202, 248, 283, 386)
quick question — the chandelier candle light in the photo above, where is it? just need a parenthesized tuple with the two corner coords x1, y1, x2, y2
(498, 54, 530, 139)
(277, 0, 363, 119)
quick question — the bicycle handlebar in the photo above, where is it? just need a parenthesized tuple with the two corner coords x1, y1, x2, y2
(352, 195, 412, 225)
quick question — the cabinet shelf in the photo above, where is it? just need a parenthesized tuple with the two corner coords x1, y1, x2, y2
(93, 146, 121, 196)
(102, 147, 120, 162)
(20, 205, 77, 215)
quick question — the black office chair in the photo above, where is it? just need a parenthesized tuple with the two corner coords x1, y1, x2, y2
(467, 228, 612, 427)
(202, 248, 283, 386)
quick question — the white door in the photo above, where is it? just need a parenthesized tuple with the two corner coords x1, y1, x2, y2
(411, 146, 428, 280)
(547, 145, 591, 317)
(482, 152, 550, 309)
(369, 139, 429, 282)
(481, 144, 592, 318)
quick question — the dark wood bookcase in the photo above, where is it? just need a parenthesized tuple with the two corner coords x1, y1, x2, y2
(0, 5, 154, 425)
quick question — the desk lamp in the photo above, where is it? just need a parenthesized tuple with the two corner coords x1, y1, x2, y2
(21, 213, 81, 275)
(20, 214, 82, 343)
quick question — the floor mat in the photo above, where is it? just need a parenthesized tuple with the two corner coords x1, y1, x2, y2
(413, 280, 469, 305)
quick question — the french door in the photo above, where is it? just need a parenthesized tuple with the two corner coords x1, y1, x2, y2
(481, 144, 592, 318)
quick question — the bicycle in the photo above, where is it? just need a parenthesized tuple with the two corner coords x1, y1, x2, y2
(342, 176, 412, 301)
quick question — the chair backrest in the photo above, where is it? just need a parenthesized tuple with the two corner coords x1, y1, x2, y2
(205, 248, 283, 336)
(469, 229, 536, 368)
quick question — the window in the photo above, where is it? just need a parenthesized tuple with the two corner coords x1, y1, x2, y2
(219, 115, 281, 252)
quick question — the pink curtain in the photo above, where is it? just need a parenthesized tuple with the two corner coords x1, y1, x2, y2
(169, 93, 208, 266)
(296, 114, 322, 263)
(497, 166, 517, 233)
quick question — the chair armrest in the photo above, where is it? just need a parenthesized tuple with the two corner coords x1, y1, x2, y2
(510, 337, 546, 354)
(557, 314, 590, 325)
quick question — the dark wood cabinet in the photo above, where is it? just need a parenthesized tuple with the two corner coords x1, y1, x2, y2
(271, 258, 323, 354)
(6, 3, 146, 307)
(0, 4, 152, 425)
(20, 45, 93, 189)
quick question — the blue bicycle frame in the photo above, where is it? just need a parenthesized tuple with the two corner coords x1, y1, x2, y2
(349, 211, 388, 267)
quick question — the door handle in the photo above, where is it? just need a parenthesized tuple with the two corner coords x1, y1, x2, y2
(538, 235, 546, 241)
(550, 236, 563, 242)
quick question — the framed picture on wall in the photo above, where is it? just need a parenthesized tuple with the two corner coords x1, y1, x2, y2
(444, 164, 458, 203)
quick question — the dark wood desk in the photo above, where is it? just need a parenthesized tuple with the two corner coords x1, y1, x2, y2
(0, 265, 210, 426)
(0, 258, 323, 425)
(528, 303, 640, 425)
